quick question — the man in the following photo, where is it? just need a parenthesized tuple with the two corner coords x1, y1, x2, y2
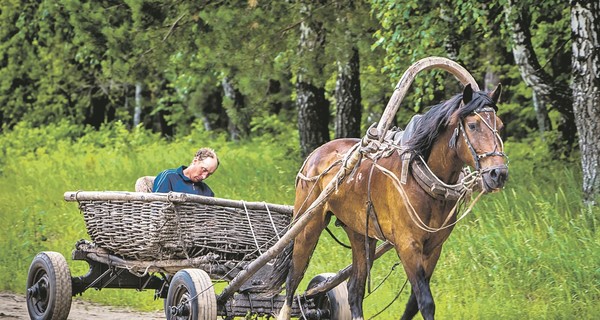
(152, 147, 219, 196)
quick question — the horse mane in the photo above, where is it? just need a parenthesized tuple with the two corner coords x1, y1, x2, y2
(403, 90, 497, 161)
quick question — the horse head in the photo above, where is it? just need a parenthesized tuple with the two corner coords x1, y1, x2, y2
(452, 83, 508, 192)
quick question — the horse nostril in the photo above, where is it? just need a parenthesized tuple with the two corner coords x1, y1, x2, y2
(496, 168, 508, 183)
(488, 167, 508, 185)
(490, 169, 498, 179)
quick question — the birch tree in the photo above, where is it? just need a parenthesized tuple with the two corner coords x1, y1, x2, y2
(571, 0, 600, 204)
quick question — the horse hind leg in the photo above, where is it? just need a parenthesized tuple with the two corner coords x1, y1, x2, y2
(277, 211, 330, 320)
(345, 228, 377, 320)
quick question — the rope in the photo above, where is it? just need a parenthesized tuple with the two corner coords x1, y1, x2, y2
(374, 163, 484, 233)
(416, 155, 480, 193)
(242, 201, 263, 255)
(324, 227, 351, 249)
(297, 294, 308, 320)
(264, 202, 281, 240)
(365, 262, 400, 298)
(367, 278, 409, 320)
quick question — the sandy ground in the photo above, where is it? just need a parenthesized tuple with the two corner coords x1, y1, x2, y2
(0, 292, 164, 320)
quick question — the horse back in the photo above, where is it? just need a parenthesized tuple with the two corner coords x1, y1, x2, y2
(294, 138, 360, 206)
(301, 138, 360, 179)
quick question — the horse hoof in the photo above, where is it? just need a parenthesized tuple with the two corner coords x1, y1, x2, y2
(276, 304, 291, 320)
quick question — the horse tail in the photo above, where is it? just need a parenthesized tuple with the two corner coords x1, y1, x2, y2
(257, 240, 294, 296)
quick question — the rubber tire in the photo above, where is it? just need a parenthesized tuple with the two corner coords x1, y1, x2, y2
(26, 251, 73, 320)
(165, 269, 217, 320)
(307, 273, 351, 320)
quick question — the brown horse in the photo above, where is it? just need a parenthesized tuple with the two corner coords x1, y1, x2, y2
(271, 83, 508, 320)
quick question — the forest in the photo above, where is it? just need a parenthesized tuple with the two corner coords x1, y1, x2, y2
(0, 0, 598, 319)
(1, 0, 599, 201)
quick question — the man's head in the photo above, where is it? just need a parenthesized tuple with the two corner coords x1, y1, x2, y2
(187, 148, 219, 182)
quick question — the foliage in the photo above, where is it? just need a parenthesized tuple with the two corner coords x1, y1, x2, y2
(370, 0, 572, 142)
(0, 0, 576, 149)
(0, 0, 390, 140)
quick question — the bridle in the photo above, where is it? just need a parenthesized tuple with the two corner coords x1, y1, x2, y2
(451, 106, 508, 172)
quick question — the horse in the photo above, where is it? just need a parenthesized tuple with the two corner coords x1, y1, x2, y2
(269, 83, 508, 320)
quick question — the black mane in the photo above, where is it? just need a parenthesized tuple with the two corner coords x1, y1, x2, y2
(404, 90, 497, 161)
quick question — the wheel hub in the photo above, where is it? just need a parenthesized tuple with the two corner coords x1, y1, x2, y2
(169, 291, 191, 317)
(27, 275, 50, 311)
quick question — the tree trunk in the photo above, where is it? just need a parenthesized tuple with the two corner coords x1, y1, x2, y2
(334, 46, 362, 139)
(221, 77, 249, 141)
(532, 91, 552, 134)
(134, 82, 142, 127)
(86, 89, 112, 130)
(296, 1, 330, 157)
(505, 0, 576, 149)
(571, 0, 600, 204)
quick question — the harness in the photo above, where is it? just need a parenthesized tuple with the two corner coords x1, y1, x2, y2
(295, 106, 508, 236)
(366, 106, 507, 232)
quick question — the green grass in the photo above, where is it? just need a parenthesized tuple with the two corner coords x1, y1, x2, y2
(1, 125, 598, 318)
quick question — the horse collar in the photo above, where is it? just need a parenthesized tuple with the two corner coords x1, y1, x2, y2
(408, 155, 465, 201)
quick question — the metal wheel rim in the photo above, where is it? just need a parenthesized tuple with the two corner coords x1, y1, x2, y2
(29, 270, 51, 316)
(171, 284, 193, 319)
(315, 294, 333, 316)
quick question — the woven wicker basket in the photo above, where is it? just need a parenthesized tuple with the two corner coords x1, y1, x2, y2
(65, 191, 292, 262)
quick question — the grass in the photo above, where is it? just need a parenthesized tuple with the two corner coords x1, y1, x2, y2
(0, 125, 598, 318)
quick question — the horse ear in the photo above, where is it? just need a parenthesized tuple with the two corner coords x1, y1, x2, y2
(462, 83, 473, 104)
(489, 83, 502, 103)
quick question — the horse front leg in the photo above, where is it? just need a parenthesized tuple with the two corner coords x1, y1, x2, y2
(277, 212, 330, 320)
(400, 289, 419, 320)
(396, 242, 442, 320)
(345, 228, 377, 320)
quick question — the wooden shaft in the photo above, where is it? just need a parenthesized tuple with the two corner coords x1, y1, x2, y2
(376, 57, 480, 140)
(217, 148, 363, 302)
(303, 241, 394, 298)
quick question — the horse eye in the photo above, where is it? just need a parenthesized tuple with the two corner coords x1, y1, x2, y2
(467, 122, 477, 130)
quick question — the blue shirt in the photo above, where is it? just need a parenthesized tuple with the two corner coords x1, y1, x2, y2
(152, 165, 215, 197)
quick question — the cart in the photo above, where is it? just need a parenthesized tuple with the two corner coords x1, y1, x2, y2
(26, 190, 379, 320)
(26, 56, 480, 320)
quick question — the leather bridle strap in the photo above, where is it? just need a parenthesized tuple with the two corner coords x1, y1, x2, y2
(458, 107, 508, 171)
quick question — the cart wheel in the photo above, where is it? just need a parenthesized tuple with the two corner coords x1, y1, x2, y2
(26, 251, 72, 320)
(307, 273, 351, 320)
(165, 269, 217, 320)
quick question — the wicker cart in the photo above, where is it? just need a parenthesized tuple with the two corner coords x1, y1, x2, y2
(25, 191, 356, 320)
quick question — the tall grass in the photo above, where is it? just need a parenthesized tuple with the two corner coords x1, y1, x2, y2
(0, 124, 598, 318)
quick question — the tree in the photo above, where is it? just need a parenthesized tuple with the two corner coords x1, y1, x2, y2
(333, 1, 362, 139)
(571, 0, 600, 204)
(504, 0, 576, 151)
(295, 1, 330, 157)
(334, 46, 362, 139)
(0, 1, 89, 128)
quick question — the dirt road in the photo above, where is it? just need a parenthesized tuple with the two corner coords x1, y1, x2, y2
(0, 292, 164, 320)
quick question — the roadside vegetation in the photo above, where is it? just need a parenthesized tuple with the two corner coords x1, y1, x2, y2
(0, 123, 597, 318)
